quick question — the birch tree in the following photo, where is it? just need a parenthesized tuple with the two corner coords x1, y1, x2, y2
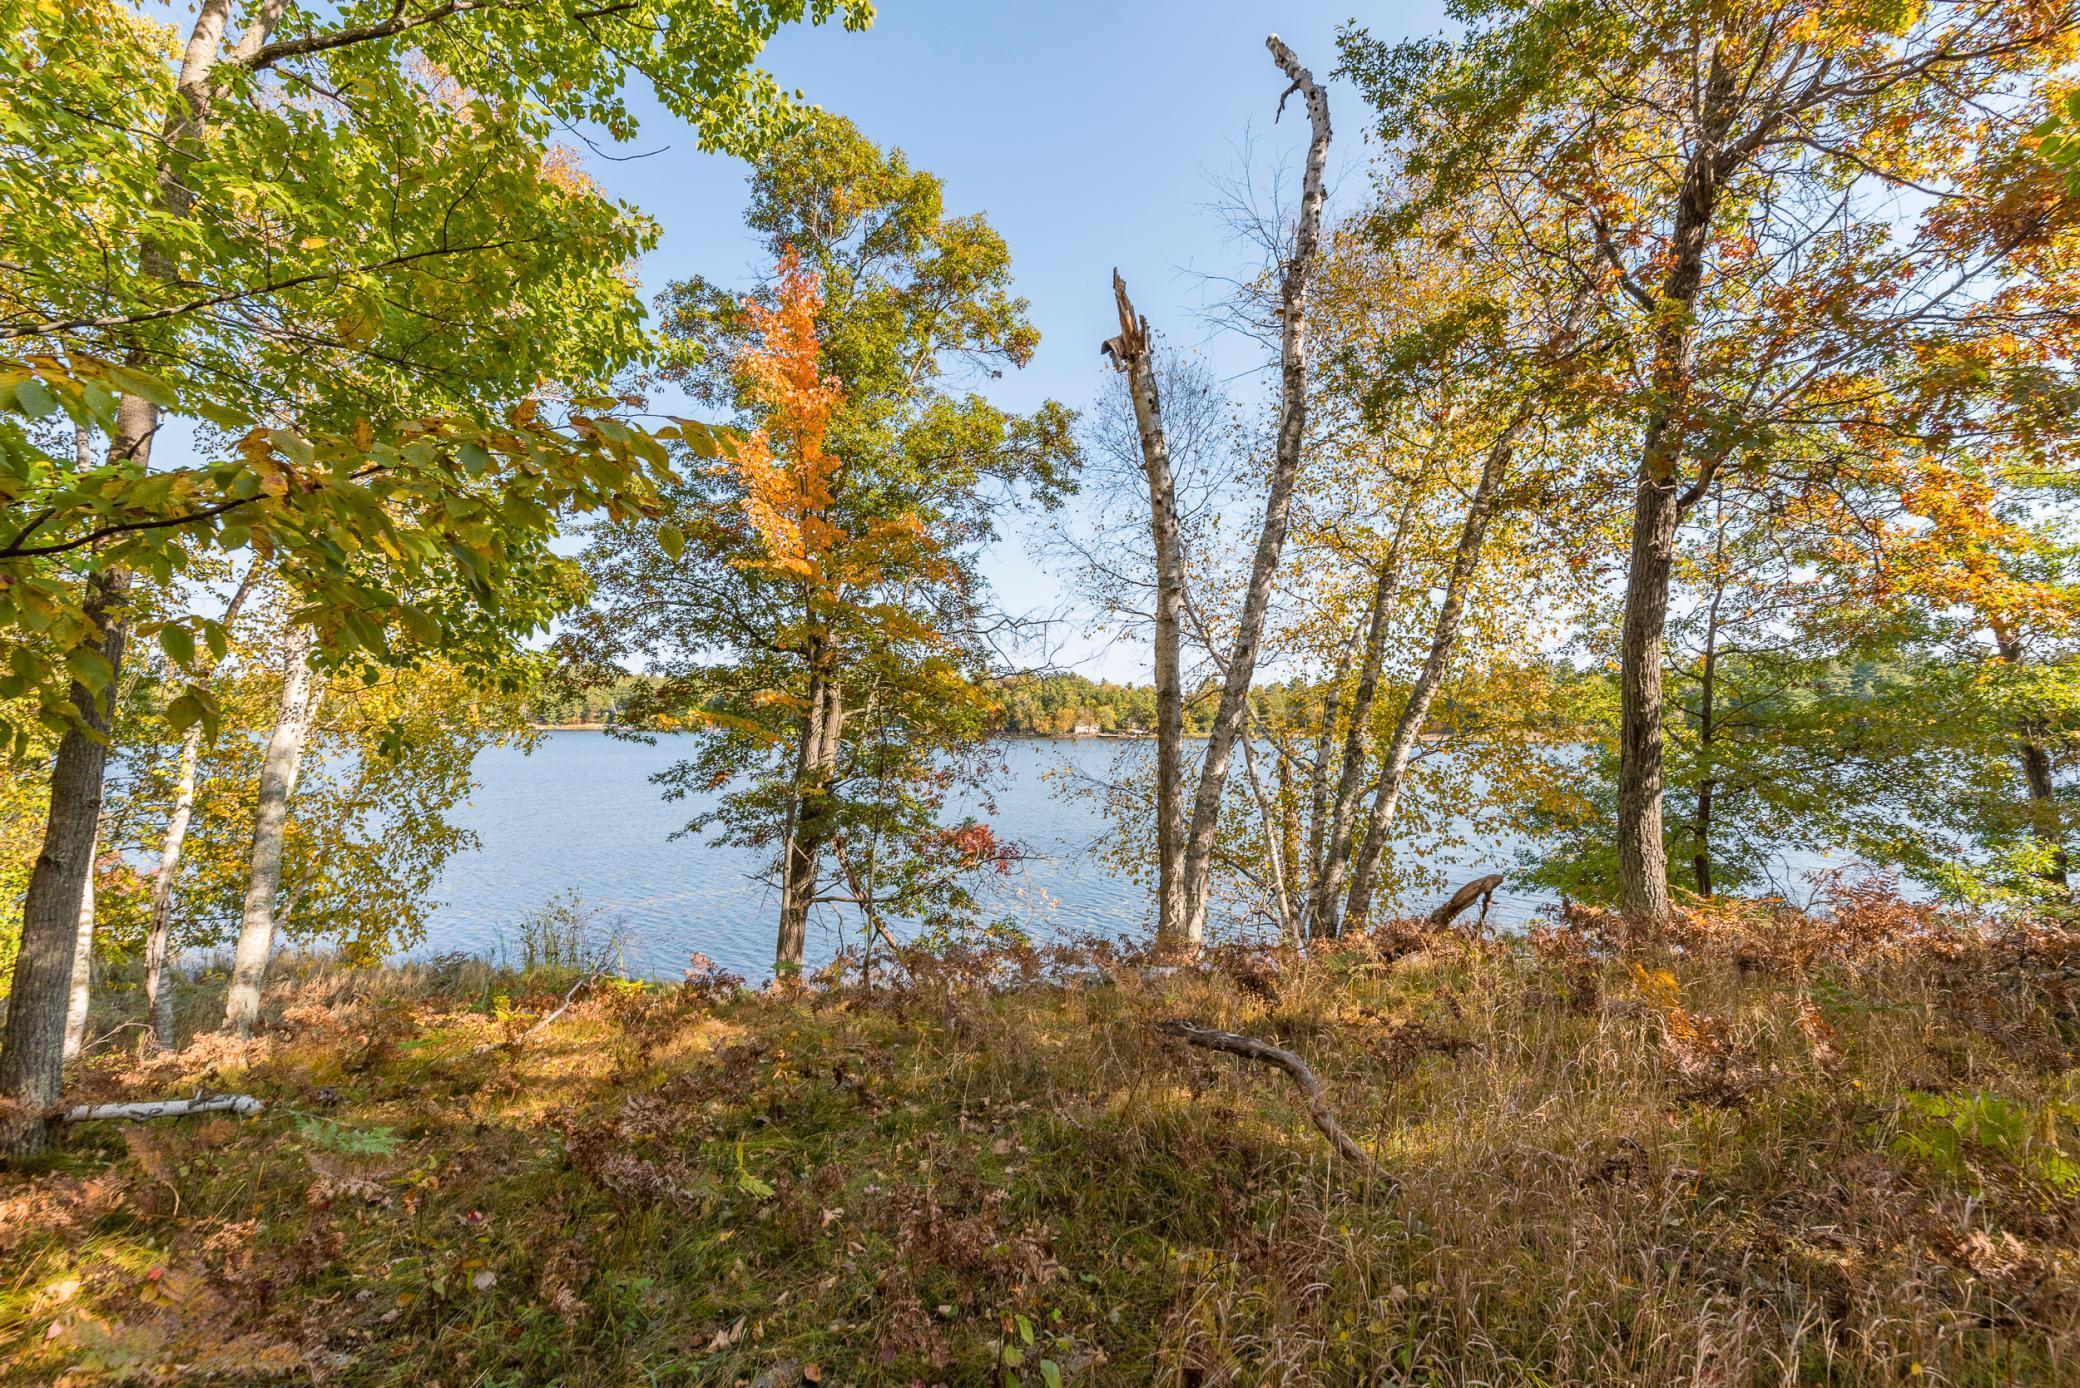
(1103, 35, 1332, 950)
(222, 621, 321, 1036)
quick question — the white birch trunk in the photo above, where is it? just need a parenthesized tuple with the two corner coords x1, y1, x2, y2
(1305, 493, 1420, 940)
(1102, 273, 1189, 951)
(1342, 414, 1534, 929)
(223, 624, 321, 1036)
(1175, 36, 1332, 947)
(143, 563, 258, 1051)
(61, 819, 100, 1064)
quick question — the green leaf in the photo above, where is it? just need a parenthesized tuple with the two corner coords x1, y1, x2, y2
(65, 645, 113, 692)
(158, 623, 196, 669)
(657, 522, 686, 560)
(165, 690, 206, 733)
(12, 379, 56, 419)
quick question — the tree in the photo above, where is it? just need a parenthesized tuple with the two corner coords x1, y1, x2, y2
(1344, 0, 2080, 920)
(1102, 35, 1332, 951)
(567, 113, 1076, 975)
(0, 0, 868, 1156)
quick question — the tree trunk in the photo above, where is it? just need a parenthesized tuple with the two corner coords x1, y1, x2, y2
(1237, 718, 1298, 942)
(776, 645, 843, 975)
(61, 819, 101, 1064)
(1615, 473, 1683, 921)
(1174, 37, 1333, 947)
(1690, 521, 1724, 899)
(143, 563, 259, 1051)
(1303, 652, 1347, 891)
(1613, 54, 1735, 923)
(0, 564, 131, 1158)
(1993, 625, 2068, 890)
(1342, 417, 1532, 931)
(1306, 496, 1418, 940)
(1103, 272, 1189, 951)
(223, 624, 321, 1036)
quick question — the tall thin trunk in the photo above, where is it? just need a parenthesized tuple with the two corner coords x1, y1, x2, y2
(1303, 652, 1348, 890)
(1690, 517, 1725, 899)
(1174, 37, 1332, 947)
(1993, 625, 2068, 890)
(1103, 273, 1188, 950)
(1614, 52, 1736, 923)
(144, 563, 260, 1050)
(0, 561, 131, 1157)
(1237, 717, 1297, 943)
(1306, 493, 1420, 939)
(61, 820, 102, 1064)
(1343, 419, 1530, 931)
(223, 624, 320, 1036)
(776, 641, 843, 975)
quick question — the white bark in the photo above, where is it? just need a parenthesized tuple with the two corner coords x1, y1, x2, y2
(144, 563, 259, 1051)
(1102, 272, 1188, 949)
(64, 1094, 262, 1123)
(61, 819, 100, 1064)
(1305, 493, 1420, 940)
(1176, 36, 1332, 947)
(223, 623, 321, 1035)
(1342, 411, 1534, 929)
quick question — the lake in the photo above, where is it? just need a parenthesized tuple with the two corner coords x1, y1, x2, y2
(420, 732, 1842, 981)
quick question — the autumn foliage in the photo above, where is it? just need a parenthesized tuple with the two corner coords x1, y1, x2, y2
(731, 250, 846, 581)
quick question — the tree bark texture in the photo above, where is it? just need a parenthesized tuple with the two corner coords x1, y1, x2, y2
(0, 564, 131, 1157)
(1343, 415, 1532, 931)
(1175, 36, 1332, 948)
(61, 818, 101, 1064)
(1103, 272, 1189, 951)
(1306, 494, 1418, 940)
(144, 563, 259, 1050)
(776, 643, 843, 974)
(1614, 51, 1737, 923)
(224, 623, 321, 1035)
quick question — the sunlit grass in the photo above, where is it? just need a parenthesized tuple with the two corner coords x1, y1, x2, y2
(3, 896, 2077, 1383)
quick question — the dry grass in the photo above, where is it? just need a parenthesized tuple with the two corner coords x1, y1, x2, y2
(3, 888, 2078, 1385)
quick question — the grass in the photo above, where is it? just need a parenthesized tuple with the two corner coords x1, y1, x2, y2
(2, 888, 2077, 1385)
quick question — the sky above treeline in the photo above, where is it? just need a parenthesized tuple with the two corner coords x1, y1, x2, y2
(585, 1, 1455, 679)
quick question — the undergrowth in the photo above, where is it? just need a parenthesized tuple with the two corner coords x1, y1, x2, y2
(2, 884, 2078, 1385)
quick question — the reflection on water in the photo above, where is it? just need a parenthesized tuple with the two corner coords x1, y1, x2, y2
(422, 732, 1841, 981)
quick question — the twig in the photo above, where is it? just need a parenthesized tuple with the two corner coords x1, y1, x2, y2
(470, 965, 607, 1054)
(63, 1094, 262, 1123)
(1158, 1020, 1385, 1178)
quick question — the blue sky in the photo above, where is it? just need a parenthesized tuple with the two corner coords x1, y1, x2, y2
(576, 1, 1454, 677)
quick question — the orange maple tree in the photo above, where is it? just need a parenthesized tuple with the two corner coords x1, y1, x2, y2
(732, 249, 846, 580)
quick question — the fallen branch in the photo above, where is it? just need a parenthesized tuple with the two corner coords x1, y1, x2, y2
(63, 1094, 263, 1123)
(1158, 1020, 1383, 1177)
(471, 965, 608, 1055)
(1428, 873, 1505, 929)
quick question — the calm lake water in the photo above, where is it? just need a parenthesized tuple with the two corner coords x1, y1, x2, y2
(420, 732, 1843, 981)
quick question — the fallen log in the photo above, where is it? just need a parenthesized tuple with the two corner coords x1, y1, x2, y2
(1427, 873, 1504, 929)
(1158, 1020, 1383, 1177)
(63, 1094, 263, 1123)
